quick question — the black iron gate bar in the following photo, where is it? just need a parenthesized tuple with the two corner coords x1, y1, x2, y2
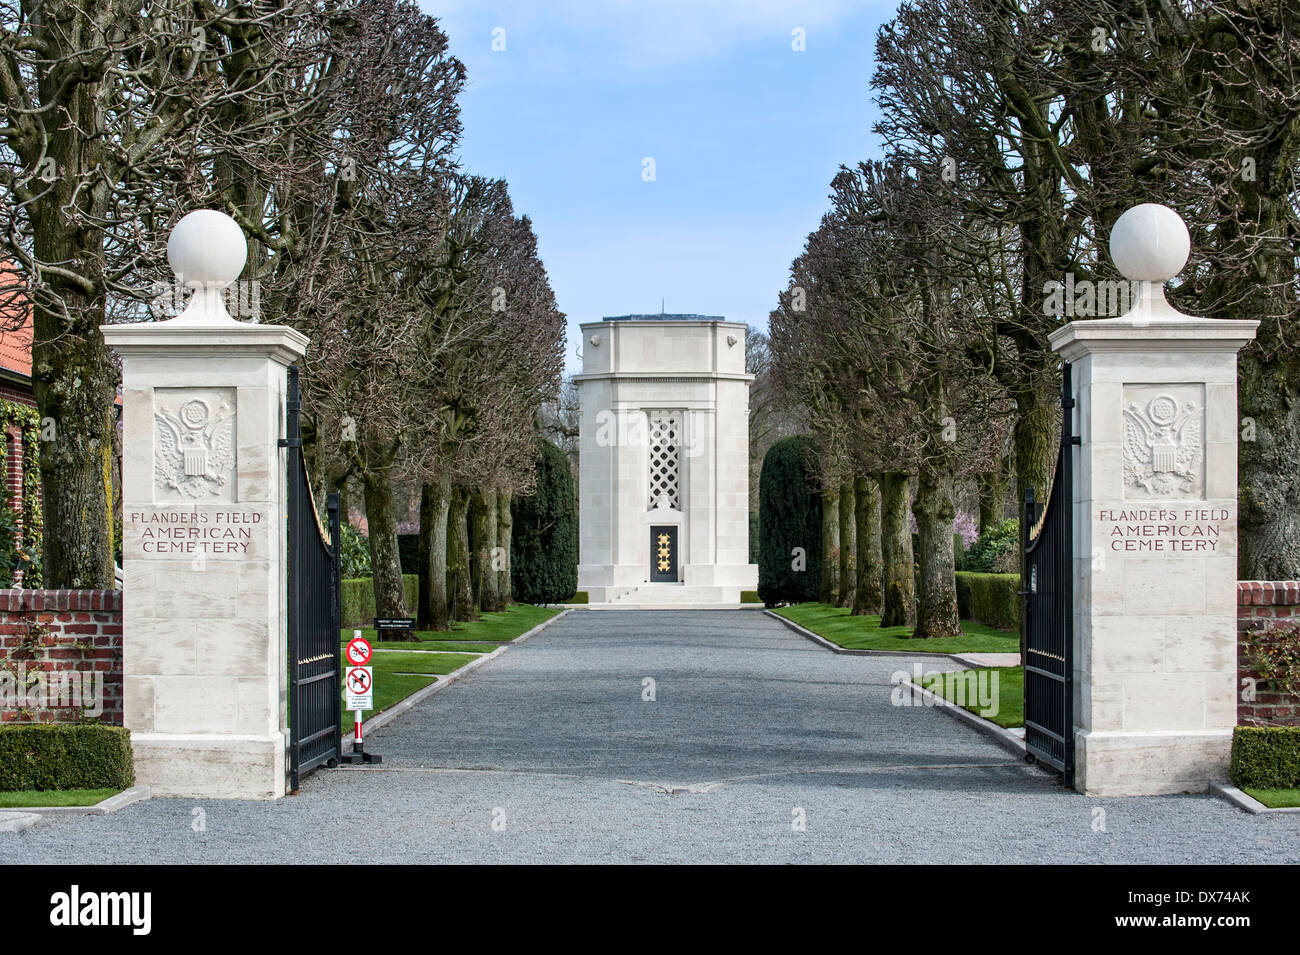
(284, 364, 343, 792)
(1020, 361, 1077, 788)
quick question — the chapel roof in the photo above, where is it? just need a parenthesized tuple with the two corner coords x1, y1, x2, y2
(601, 313, 726, 322)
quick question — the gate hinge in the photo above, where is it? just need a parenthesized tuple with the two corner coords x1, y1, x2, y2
(279, 438, 301, 448)
(1070, 436, 1081, 445)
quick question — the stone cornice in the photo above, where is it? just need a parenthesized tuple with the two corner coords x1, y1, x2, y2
(100, 321, 309, 366)
(572, 372, 755, 383)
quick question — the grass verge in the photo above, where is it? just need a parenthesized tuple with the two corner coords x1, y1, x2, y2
(0, 788, 120, 808)
(773, 602, 1019, 653)
(341, 603, 560, 652)
(919, 666, 1024, 729)
(1242, 787, 1300, 809)
(339, 604, 560, 727)
(342, 634, 499, 653)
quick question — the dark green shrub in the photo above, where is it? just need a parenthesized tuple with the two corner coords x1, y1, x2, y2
(341, 574, 418, 628)
(0, 502, 34, 587)
(955, 571, 1021, 630)
(511, 439, 578, 604)
(740, 590, 761, 604)
(757, 436, 823, 607)
(1231, 726, 1300, 789)
(0, 724, 134, 791)
(965, 518, 1020, 573)
(339, 524, 371, 579)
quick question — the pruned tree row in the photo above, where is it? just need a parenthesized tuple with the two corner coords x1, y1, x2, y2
(0, 1, 566, 625)
(769, 0, 1300, 635)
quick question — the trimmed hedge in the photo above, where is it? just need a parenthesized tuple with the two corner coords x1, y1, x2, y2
(1231, 726, 1300, 790)
(512, 439, 579, 604)
(740, 590, 761, 604)
(955, 571, 1021, 631)
(342, 574, 418, 629)
(758, 435, 823, 606)
(0, 724, 134, 791)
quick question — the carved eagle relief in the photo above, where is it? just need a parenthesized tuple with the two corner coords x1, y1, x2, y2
(155, 398, 235, 497)
(1122, 394, 1202, 497)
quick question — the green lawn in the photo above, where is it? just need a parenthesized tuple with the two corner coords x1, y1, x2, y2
(921, 666, 1024, 728)
(339, 604, 560, 728)
(341, 603, 560, 652)
(346, 672, 436, 722)
(0, 788, 120, 808)
(343, 635, 500, 653)
(773, 602, 1020, 653)
(342, 651, 481, 723)
(370, 651, 479, 676)
(1243, 787, 1300, 809)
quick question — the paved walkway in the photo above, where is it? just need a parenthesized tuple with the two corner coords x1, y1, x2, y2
(2, 610, 1295, 864)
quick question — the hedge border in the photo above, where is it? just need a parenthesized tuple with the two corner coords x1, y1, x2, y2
(1230, 725, 1300, 790)
(0, 724, 133, 791)
(954, 571, 1020, 631)
(341, 575, 418, 629)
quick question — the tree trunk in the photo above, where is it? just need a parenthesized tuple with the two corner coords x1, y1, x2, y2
(31, 319, 116, 589)
(362, 469, 408, 624)
(26, 8, 116, 590)
(977, 462, 1007, 535)
(1238, 349, 1300, 578)
(417, 480, 450, 631)
(1012, 384, 1055, 517)
(448, 486, 475, 622)
(853, 475, 883, 616)
(472, 487, 501, 613)
(912, 465, 961, 638)
(819, 484, 840, 604)
(878, 472, 915, 629)
(497, 489, 513, 605)
(837, 480, 855, 609)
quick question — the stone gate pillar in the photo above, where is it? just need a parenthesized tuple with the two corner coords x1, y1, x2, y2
(102, 210, 307, 799)
(1049, 204, 1257, 795)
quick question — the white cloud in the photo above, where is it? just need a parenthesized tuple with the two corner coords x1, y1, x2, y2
(428, 0, 887, 76)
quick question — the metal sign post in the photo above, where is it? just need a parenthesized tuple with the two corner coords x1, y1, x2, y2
(340, 631, 381, 765)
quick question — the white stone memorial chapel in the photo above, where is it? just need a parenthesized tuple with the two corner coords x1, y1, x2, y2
(575, 315, 758, 607)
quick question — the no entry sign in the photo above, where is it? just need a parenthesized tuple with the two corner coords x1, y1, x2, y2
(345, 666, 373, 711)
(346, 635, 372, 666)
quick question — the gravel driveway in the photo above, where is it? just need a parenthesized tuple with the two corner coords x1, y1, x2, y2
(2, 610, 1294, 864)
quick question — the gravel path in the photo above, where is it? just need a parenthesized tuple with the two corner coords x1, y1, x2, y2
(2, 610, 1294, 864)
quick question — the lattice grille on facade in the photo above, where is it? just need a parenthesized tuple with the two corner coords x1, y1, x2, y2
(647, 411, 681, 509)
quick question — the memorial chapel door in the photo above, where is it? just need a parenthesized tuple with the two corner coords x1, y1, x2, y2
(650, 525, 678, 582)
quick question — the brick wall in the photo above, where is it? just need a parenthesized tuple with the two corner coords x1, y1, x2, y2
(0, 589, 123, 726)
(0, 381, 36, 409)
(0, 382, 40, 588)
(1237, 581, 1300, 727)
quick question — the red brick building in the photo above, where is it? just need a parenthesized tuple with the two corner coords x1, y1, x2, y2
(0, 294, 37, 527)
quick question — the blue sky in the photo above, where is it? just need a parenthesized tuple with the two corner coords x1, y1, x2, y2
(424, 1, 894, 371)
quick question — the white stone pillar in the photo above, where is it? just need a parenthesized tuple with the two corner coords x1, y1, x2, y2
(102, 211, 307, 799)
(1049, 204, 1257, 795)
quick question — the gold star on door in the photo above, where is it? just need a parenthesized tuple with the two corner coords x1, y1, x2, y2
(656, 532, 671, 572)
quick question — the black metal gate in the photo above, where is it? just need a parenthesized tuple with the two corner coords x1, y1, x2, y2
(1021, 362, 1077, 786)
(284, 365, 342, 791)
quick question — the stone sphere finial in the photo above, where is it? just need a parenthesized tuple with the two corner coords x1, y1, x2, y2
(167, 209, 247, 290)
(1109, 203, 1189, 283)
